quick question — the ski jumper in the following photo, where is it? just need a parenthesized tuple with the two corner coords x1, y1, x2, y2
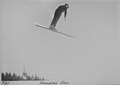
(49, 4, 69, 30)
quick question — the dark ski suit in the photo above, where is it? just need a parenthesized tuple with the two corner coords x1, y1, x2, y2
(49, 4, 68, 30)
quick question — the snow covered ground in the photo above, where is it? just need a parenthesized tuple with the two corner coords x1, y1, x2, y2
(1, 81, 69, 85)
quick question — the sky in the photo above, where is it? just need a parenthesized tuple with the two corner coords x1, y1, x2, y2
(0, 0, 120, 84)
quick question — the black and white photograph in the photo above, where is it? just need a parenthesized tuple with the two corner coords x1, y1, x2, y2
(0, 0, 120, 85)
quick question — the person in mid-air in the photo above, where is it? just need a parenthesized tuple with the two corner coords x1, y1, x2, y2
(49, 3, 69, 31)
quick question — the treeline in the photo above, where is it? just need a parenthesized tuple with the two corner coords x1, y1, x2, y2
(1, 72, 23, 81)
(1, 72, 46, 81)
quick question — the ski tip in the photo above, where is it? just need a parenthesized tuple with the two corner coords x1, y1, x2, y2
(69, 36, 75, 38)
(33, 22, 39, 25)
(33, 22, 41, 27)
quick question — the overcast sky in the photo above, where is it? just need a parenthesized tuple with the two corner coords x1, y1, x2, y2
(1, 0, 120, 84)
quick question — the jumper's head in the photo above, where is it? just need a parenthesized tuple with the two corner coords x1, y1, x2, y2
(65, 3, 69, 8)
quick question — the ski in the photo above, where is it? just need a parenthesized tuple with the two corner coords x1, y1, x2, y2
(34, 22, 74, 38)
